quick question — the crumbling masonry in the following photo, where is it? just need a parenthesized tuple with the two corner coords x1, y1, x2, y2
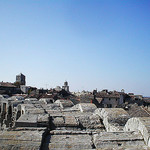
(0, 98, 150, 150)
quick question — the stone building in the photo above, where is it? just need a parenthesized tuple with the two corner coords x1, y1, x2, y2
(16, 73, 26, 85)
(94, 90, 121, 108)
(0, 82, 21, 96)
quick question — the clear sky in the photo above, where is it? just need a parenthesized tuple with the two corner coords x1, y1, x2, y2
(0, 0, 150, 96)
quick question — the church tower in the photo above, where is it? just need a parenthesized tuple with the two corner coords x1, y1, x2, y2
(62, 81, 69, 92)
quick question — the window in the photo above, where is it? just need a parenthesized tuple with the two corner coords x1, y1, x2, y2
(107, 104, 112, 108)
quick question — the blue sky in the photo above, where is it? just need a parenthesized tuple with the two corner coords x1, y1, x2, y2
(0, 0, 150, 96)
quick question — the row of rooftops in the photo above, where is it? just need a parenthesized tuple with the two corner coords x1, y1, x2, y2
(0, 80, 150, 104)
(95, 92, 120, 98)
(0, 82, 16, 88)
(0, 88, 149, 102)
(143, 97, 150, 103)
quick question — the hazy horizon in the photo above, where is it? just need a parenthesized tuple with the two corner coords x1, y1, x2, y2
(0, 0, 150, 96)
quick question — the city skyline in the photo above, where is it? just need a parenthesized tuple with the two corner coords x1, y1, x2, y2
(0, 72, 149, 97)
(0, 0, 150, 96)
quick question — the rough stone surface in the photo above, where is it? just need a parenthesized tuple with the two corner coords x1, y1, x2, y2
(53, 116, 65, 126)
(95, 108, 130, 131)
(95, 146, 150, 150)
(64, 115, 79, 126)
(50, 130, 92, 135)
(77, 114, 104, 130)
(77, 103, 97, 112)
(0, 128, 45, 149)
(55, 99, 74, 108)
(44, 134, 93, 150)
(15, 113, 49, 127)
(93, 131, 144, 149)
(1, 96, 150, 150)
(126, 104, 150, 117)
(124, 117, 150, 147)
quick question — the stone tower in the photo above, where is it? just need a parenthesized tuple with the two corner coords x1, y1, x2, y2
(16, 73, 26, 85)
(62, 81, 69, 92)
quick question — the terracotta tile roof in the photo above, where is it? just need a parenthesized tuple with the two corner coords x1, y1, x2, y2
(143, 97, 150, 103)
(96, 92, 120, 98)
(0, 82, 16, 88)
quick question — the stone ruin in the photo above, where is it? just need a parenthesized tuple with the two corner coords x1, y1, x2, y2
(0, 97, 150, 149)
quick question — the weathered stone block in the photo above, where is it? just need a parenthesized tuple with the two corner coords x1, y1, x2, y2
(94, 108, 130, 132)
(53, 116, 64, 126)
(78, 114, 104, 129)
(75, 103, 97, 112)
(124, 117, 150, 147)
(48, 134, 93, 149)
(93, 131, 144, 149)
(64, 115, 79, 126)
(55, 99, 74, 108)
(0, 129, 44, 149)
